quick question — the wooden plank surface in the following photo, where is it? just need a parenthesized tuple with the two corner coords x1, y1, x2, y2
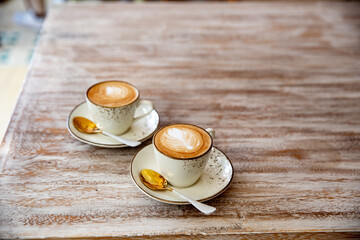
(1, 1, 360, 239)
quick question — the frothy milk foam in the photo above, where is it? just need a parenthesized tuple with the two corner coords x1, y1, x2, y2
(163, 127, 201, 151)
(154, 124, 212, 159)
(87, 81, 138, 107)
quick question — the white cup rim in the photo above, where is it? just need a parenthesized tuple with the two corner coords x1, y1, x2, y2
(153, 123, 213, 160)
(86, 80, 140, 108)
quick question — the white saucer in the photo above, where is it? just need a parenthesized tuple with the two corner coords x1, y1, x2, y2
(130, 144, 234, 205)
(67, 102, 160, 148)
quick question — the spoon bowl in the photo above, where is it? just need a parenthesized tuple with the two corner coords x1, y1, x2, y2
(73, 117, 101, 134)
(140, 169, 168, 191)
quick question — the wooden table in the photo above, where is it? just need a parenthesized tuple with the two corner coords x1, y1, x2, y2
(1, 2, 359, 239)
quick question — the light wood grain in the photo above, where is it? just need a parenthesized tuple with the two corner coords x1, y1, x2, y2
(1, 1, 360, 239)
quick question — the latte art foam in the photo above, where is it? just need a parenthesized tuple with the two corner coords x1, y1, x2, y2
(154, 124, 212, 159)
(160, 127, 203, 153)
(105, 86, 129, 98)
(87, 81, 138, 107)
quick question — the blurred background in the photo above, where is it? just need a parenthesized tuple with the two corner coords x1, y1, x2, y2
(0, 0, 346, 142)
(0, 0, 51, 141)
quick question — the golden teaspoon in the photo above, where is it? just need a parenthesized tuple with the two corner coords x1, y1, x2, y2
(72, 116, 141, 147)
(140, 169, 216, 214)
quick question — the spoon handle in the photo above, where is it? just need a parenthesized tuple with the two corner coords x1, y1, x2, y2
(171, 189, 216, 215)
(102, 131, 141, 147)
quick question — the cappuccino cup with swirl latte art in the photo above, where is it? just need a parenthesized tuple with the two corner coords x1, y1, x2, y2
(153, 123, 214, 187)
(86, 80, 153, 135)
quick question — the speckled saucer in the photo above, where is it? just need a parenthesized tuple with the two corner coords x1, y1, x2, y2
(67, 102, 160, 148)
(130, 144, 234, 205)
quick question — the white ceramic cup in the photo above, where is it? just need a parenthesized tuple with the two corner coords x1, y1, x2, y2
(153, 125, 214, 188)
(86, 81, 153, 135)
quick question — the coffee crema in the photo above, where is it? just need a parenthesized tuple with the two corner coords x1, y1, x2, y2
(87, 81, 138, 107)
(154, 124, 212, 159)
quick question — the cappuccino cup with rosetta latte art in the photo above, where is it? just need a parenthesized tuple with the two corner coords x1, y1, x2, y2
(86, 80, 153, 135)
(153, 123, 214, 187)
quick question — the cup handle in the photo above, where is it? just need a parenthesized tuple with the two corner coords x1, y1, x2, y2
(206, 128, 215, 151)
(205, 128, 215, 138)
(134, 100, 154, 119)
